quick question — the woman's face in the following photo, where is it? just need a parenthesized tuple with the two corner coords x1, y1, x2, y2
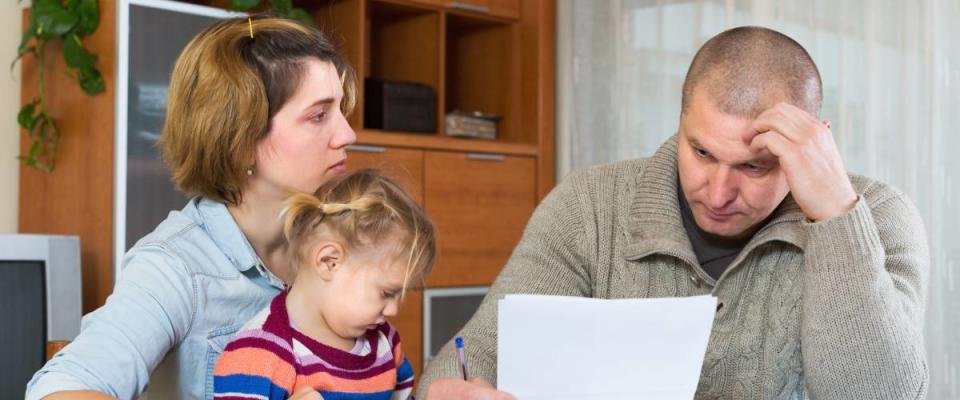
(252, 58, 356, 195)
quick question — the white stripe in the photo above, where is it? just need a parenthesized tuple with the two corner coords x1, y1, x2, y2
(217, 392, 268, 400)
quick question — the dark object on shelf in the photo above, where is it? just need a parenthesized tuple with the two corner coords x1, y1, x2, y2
(445, 111, 499, 140)
(364, 78, 437, 133)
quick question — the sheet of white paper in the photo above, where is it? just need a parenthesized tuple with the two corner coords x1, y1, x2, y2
(497, 295, 717, 400)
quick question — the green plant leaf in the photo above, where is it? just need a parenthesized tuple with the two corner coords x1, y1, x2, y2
(36, 113, 55, 140)
(28, 140, 41, 159)
(12, 45, 36, 72)
(231, 0, 260, 11)
(13, 23, 38, 71)
(271, 0, 293, 14)
(18, 22, 36, 56)
(32, 0, 79, 39)
(17, 100, 38, 131)
(18, 0, 101, 172)
(63, 34, 97, 69)
(287, 9, 314, 26)
(69, 0, 100, 36)
(77, 67, 105, 94)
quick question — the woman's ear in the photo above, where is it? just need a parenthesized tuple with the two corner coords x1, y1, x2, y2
(311, 242, 345, 281)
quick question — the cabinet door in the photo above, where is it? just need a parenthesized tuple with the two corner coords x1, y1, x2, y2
(424, 151, 535, 287)
(345, 145, 424, 204)
(408, 0, 520, 20)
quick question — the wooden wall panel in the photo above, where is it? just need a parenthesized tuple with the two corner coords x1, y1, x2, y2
(521, 0, 555, 200)
(18, 2, 116, 314)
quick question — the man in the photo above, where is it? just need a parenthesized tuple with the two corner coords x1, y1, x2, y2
(419, 26, 929, 399)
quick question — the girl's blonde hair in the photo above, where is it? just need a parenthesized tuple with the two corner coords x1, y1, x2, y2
(160, 15, 357, 205)
(282, 169, 436, 293)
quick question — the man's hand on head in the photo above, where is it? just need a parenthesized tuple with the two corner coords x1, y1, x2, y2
(744, 102, 858, 222)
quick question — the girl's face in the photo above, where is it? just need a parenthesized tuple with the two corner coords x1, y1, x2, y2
(314, 242, 407, 340)
(251, 58, 356, 196)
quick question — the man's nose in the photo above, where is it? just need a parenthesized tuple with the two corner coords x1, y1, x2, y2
(706, 166, 738, 210)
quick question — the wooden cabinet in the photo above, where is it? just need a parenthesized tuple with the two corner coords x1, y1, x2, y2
(408, 0, 520, 20)
(346, 145, 425, 204)
(320, 0, 554, 380)
(19, 0, 554, 388)
(424, 152, 535, 286)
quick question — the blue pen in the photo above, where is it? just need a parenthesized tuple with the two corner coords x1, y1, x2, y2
(455, 336, 470, 380)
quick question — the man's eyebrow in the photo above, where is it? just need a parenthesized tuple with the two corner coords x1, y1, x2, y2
(688, 134, 776, 166)
(688, 137, 704, 149)
(741, 157, 779, 167)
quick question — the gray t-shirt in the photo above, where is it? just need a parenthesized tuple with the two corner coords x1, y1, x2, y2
(679, 192, 749, 281)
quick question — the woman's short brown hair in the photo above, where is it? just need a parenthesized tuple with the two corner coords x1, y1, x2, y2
(159, 15, 357, 205)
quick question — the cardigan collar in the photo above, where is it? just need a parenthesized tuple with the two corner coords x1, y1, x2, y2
(622, 135, 807, 269)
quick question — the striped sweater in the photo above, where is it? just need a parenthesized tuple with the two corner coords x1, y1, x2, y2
(213, 291, 414, 400)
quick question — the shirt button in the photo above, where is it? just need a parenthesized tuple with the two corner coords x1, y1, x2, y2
(689, 275, 702, 287)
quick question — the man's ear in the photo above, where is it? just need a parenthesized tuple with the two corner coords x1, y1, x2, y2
(312, 242, 345, 281)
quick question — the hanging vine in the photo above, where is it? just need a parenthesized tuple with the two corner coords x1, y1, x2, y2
(230, 0, 314, 26)
(14, 0, 104, 172)
(13, 0, 309, 172)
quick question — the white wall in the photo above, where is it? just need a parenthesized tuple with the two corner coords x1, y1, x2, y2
(0, 3, 21, 233)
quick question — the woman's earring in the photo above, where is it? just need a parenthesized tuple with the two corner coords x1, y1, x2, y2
(246, 167, 254, 176)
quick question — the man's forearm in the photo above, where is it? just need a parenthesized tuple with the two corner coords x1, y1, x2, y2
(800, 196, 929, 399)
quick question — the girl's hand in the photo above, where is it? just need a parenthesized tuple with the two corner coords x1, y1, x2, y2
(289, 387, 324, 400)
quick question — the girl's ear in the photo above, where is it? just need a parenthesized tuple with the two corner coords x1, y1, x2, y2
(311, 241, 345, 281)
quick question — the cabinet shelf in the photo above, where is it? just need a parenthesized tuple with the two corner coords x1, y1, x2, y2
(357, 129, 538, 156)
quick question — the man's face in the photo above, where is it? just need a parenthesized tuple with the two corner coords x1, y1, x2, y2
(677, 90, 790, 239)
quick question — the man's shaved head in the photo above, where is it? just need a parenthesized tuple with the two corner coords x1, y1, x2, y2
(681, 26, 822, 118)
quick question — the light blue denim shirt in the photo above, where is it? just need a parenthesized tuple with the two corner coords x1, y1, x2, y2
(26, 197, 285, 400)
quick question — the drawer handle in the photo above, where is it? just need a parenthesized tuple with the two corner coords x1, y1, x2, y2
(466, 153, 505, 161)
(347, 145, 386, 153)
(449, 2, 490, 14)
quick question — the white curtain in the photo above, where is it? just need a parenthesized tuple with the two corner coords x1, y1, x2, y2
(557, 0, 960, 397)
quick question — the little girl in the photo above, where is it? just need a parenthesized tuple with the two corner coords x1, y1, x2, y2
(213, 169, 436, 400)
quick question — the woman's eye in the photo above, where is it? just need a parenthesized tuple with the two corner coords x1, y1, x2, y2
(311, 111, 327, 122)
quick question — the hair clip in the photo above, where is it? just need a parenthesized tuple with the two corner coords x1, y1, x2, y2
(248, 17, 254, 39)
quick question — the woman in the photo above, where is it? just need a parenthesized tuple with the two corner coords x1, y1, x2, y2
(26, 15, 356, 400)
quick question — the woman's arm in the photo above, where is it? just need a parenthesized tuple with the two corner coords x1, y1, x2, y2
(43, 391, 116, 400)
(26, 246, 195, 400)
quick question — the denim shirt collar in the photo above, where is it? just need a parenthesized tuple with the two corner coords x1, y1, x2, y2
(192, 197, 286, 289)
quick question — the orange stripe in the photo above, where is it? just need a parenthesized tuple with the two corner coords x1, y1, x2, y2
(299, 368, 397, 392)
(214, 347, 297, 392)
